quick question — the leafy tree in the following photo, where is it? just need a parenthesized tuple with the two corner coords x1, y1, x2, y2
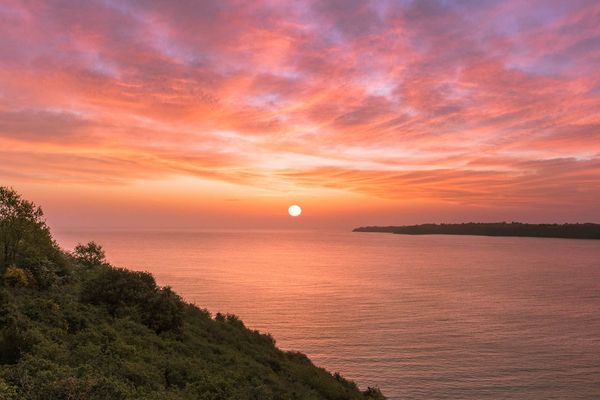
(73, 241, 106, 267)
(1, 187, 45, 268)
(0, 187, 65, 286)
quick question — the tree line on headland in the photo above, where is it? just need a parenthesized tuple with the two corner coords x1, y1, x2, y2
(0, 186, 385, 400)
(353, 222, 600, 239)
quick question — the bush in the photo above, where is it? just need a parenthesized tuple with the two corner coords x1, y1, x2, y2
(25, 260, 59, 289)
(82, 266, 184, 334)
(363, 387, 386, 399)
(82, 266, 157, 317)
(142, 287, 185, 335)
(0, 322, 35, 364)
(0, 378, 19, 400)
(3, 266, 31, 288)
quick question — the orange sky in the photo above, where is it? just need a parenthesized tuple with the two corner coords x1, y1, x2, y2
(1, 0, 599, 229)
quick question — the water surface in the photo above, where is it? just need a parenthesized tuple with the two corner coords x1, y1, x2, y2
(55, 230, 600, 399)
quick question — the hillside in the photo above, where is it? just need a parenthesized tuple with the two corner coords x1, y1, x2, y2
(0, 187, 384, 400)
(353, 222, 600, 240)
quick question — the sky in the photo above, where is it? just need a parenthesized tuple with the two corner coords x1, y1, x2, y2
(1, 0, 599, 230)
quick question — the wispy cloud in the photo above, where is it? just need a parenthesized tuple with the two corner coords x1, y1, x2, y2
(1, 0, 599, 222)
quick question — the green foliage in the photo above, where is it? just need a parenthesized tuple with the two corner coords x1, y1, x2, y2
(0, 378, 19, 400)
(0, 319, 36, 365)
(363, 387, 386, 399)
(2, 267, 31, 288)
(0, 187, 67, 289)
(73, 241, 106, 267)
(143, 286, 185, 335)
(0, 266, 385, 399)
(81, 266, 185, 334)
(0, 188, 386, 399)
(354, 222, 600, 239)
(82, 266, 157, 316)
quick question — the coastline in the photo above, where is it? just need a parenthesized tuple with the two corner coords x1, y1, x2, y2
(353, 222, 600, 240)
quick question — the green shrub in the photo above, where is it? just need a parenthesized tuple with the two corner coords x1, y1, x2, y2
(142, 286, 185, 335)
(3, 267, 31, 288)
(0, 322, 35, 364)
(82, 266, 157, 316)
(0, 378, 18, 400)
(363, 386, 386, 399)
(82, 266, 185, 334)
(26, 260, 61, 289)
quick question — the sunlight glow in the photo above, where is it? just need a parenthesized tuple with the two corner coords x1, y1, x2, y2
(288, 205, 302, 217)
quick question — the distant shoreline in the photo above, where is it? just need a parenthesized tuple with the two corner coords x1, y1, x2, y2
(353, 222, 600, 240)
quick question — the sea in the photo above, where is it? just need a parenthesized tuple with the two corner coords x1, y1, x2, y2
(54, 230, 600, 399)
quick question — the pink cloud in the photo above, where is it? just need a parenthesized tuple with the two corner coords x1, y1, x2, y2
(1, 0, 599, 224)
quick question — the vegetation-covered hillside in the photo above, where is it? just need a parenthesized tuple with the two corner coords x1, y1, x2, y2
(0, 187, 384, 400)
(354, 222, 600, 239)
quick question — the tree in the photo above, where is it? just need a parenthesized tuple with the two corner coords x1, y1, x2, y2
(0, 187, 59, 274)
(142, 286, 185, 334)
(73, 241, 106, 267)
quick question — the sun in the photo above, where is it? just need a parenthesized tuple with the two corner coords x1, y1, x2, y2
(288, 204, 302, 217)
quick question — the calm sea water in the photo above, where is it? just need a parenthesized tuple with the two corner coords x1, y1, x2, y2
(55, 230, 600, 399)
